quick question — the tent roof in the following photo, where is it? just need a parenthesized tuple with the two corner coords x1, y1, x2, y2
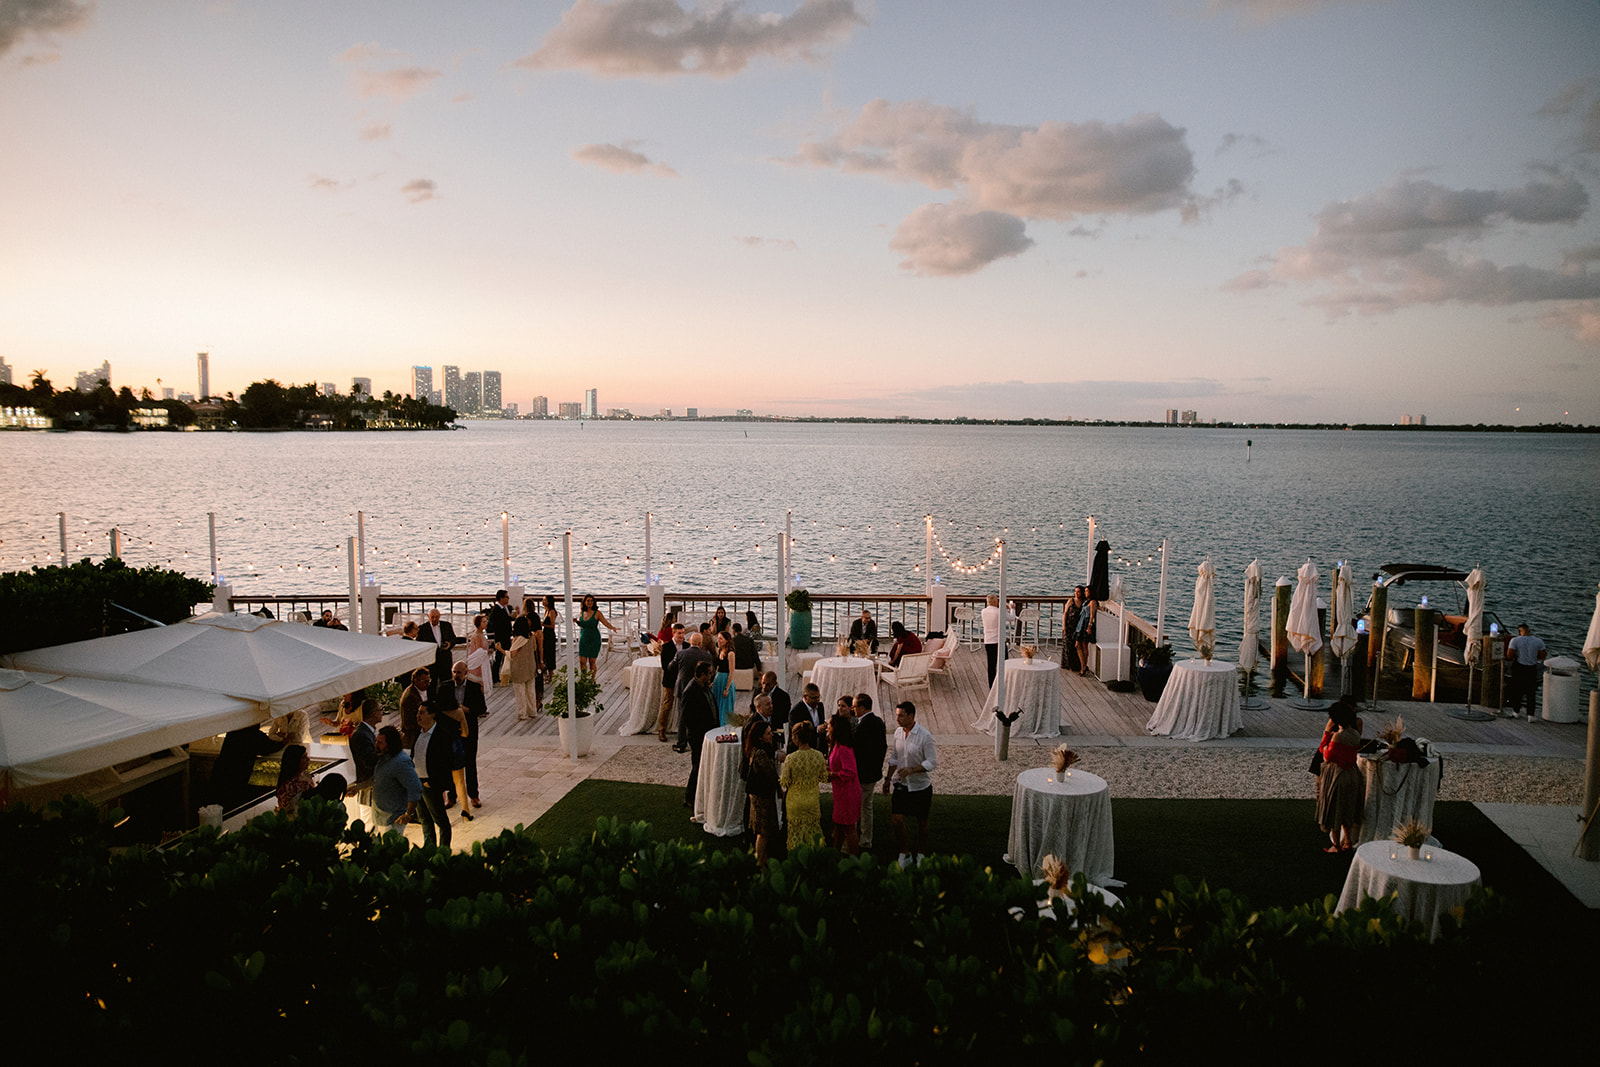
(0, 668, 262, 791)
(3, 611, 434, 716)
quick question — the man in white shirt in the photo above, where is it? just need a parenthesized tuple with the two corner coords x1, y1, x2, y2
(1506, 622, 1547, 722)
(981, 594, 1014, 687)
(410, 705, 452, 850)
(883, 700, 936, 869)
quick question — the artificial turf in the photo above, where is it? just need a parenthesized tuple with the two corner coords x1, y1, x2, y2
(528, 778, 1596, 928)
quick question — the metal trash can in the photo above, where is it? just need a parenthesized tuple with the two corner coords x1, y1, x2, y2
(1542, 656, 1582, 723)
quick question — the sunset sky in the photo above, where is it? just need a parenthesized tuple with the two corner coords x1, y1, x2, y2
(3, 0, 1598, 422)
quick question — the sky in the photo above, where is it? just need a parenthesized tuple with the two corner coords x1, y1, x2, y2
(2, 0, 1598, 423)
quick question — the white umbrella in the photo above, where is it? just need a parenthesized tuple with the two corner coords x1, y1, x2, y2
(1286, 560, 1325, 709)
(5, 611, 433, 715)
(1188, 558, 1216, 658)
(1239, 560, 1262, 672)
(0, 668, 261, 793)
(1463, 568, 1486, 666)
(1330, 563, 1358, 658)
(1584, 582, 1600, 673)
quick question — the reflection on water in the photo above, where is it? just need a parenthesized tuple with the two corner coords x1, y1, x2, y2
(1, 423, 1595, 654)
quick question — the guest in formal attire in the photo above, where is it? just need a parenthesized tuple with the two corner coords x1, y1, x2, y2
(1316, 698, 1365, 853)
(576, 594, 616, 674)
(680, 661, 720, 807)
(885, 700, 936, 869)
(487, 591, 513, 686)
(419, 608, 458, 681)
(754, 671, 791, 730)
(411, 705, 455, 849)
(732, 622, 761, 685)
(399, 667, 433, 749)
(343, 698, 380, 825)
(887, 621, 922, 667)
(827, 714, 861, 855)
(541, 595, 560, 682)
(714, 631, 737, 725)
(1061, 587, 1086, 671)
(509, 596, 543, 720)
(745, 610, 762, 642)
(1074, 596, 1098, 678)
(438, 660, 485, 816)
(788, 682, 828, 756)
(275, 744, 315, 817)
(659, 623, 687, 743)
(656, 609, 678, 645)
(981, 595, 1011, 687)
(672, 633, 716, 751)
(711, 606, 730, 638)
(371, 725, 420, 834)
(780, 720, 826, 850)
(849, 609, 879, 654)
(745, 721, 781, 867)
(851, 692, 887, 850)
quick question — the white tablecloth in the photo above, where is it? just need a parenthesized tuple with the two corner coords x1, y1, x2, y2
(691, 726, 745, 837)
(1145, 658, 1241, 741)
(621, 656, 664, 735)
(1005, 767, 1115, 884)
(1357, 754, 1442, 844)
(1337, 840, 1481, 940)
(811, 656, 876, 714)
(973, 657, 1061, 738)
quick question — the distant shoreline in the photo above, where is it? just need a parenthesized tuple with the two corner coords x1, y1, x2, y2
(469, 416, 1598, 433)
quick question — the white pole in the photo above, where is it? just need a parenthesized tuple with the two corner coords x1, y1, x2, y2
(502, 511, 510, 590)
(784, 511, 793, 595)
(644, 510, 652, 598)
(207, 511, 218, 580)
(58, 512, 67, 562)
(1086, 516, 1096, 586)
(357, 510, 366, 586)
(563, 531, 578, 760)
(925, 514, 933, 596)
(1156, 538, 1169, 648)
(777, 520, 787, 682)
(996, 540, 1007, 716)
(346, 536, 359, 632)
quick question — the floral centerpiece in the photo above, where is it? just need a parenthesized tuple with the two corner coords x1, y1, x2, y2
(1050, 744, 1080, 779)
(1021, 644, 1037, 661)
(1040, 854, 1073, 899)
(1392, 816, 1431, 859)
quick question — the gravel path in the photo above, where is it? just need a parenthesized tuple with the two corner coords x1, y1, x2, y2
(594, 743, 1585, 805)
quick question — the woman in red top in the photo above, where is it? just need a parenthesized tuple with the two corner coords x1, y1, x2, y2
(1316, 698, 1365, 852)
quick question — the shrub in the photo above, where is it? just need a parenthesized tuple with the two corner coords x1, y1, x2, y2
(0, 557, 214, 654)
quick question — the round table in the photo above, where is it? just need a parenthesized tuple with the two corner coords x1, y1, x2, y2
(973, 657, 1061, 738)
(1005, 767, 1115, 884)
(1145, 658, 1241, 741)
(620, 656, 664, 735)
(811, 656, 876, 715)
(1336, 840, 1481, 940)
(1357, 752, 1441, 844)
(691, 726, 745, 837)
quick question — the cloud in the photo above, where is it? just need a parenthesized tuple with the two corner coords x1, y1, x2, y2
(1180, 177, 1247, 223)
(572, 141, 679, 177)
(1538, 79, 1600, 154)
(889, 202, 1033, 276)
(306, 175, 347, 193)
(401, 178, 437, 203)
(358, 120, 392, 142)
(736, 235, 797, 251)
(1216, 132, 1277, 159)
(0, 0, 92, 58)
(337, 42, 441, 102)
(515, 0, 866, 78)
(1226, 172, 1600, 338)
(19, 49, 58, 64)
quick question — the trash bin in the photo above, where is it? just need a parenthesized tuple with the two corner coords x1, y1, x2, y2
(1542, 656, 1582, 723)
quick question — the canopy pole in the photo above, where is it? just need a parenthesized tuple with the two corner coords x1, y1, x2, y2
(357, 510, 366, 586)
(1086, 516, 1096, 587)
(207, 512, 218, 580)
(776, 515, 787, 683)
(564, 531, 578, 760)
(996, 539, 1007, 713)
(502, 511, 510, 591)
(58, 512, 67, 563)
(1155, 538, 1168, 648)
(347, 536, 359, 632)
(924, 514, 933, 597)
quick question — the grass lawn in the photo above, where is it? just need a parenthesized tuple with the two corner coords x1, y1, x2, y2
(529, 779, 1597, 928)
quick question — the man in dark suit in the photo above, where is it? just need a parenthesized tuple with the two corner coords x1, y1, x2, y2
(436, 659, 488, 810)
(680, 661, 720, 807)
(671, 633, 716, 752)
(487, 591, 513, 686)
(752, 671, 790, 732)
(418, 608, 458, 681)
(659, 623, 687, 743)
(848, 609, 879, 653)
(411, 704, 461, 849)
(851, 692, 888, 851)
(788, 681, 829, 756)
(399, 667, 434, 749)
(343, 698, 381, 825)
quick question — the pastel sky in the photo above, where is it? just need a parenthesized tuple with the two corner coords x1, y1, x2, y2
(3, 0, 1598, 423)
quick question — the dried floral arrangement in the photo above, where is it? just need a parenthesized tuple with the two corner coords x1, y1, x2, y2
(1376, 716, 1406, 746)
(1391, 817, 1431, 848)
(1040, 854, 1073, 895)
(1051, 745, 1080, 773)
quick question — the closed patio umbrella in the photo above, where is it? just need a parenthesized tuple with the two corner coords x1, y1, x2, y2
(1286, 560, 1326, 710)
(1463, 568, 1486, 707)
(1239, 560, 1266, 709)
(1188, 558, 1216, 659)
(1584, 581, 1600, 673)
(1330, 562, 1358, 698)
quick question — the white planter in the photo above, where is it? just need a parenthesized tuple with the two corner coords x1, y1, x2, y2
(557, 712, 595, 758)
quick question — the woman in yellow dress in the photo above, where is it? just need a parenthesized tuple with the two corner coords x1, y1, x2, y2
(779, 720, 827, 850)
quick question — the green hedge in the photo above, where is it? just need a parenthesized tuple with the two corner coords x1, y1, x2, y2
(0, 798, 1573, 1064)
(0, 557, 213, 654)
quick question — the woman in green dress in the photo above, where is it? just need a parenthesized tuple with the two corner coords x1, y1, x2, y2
(779, 720, 827, 850)
(575, 594, 616, 674)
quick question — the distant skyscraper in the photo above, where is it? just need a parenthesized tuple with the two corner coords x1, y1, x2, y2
(412, 365, 432, 401)
(1180, 410, 1196, 424)
(531, 395, 548, 417)
(443, 365, 462, 410)
(1165, 409, 1178, 425)
(75, 361, 111, 392)
(463, 372, 482, 414)
(320, 382, 336, 397)
(584, 388, 598, 419)
(430, 389, 442, 406)
(558, 401, 581, 418)
(197, 351, 209, 399)
(352, 377, 372, 397)
(0, 356, 12, 385)
(686, 407, 698, 419)
(161, 387, 174, 400)
(483, 371, 502, 412)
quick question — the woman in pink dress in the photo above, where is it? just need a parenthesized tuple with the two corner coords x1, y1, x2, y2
(827, 713, 861, 855)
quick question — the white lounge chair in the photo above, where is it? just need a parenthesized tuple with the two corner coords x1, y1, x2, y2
(925, 634, 956, 686)
(880, 651, 933, 698)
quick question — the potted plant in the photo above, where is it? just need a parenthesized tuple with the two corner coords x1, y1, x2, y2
(546, 665, 604, 757)
(1131, 632, 1175, 702)
(786, 588, 812, 650)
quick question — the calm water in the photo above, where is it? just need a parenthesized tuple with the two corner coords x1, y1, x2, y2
(2, 423, 1596, 656)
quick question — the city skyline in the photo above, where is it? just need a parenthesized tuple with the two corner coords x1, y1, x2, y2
(3, 2, 1598, 424)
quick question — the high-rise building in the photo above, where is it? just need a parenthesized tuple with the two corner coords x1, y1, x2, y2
(483, 371, 502, 413)
(430, 389, 442, 406)
(197, 351, 210, 400)
(531, 395, 548, 417)
(412, 365, 433, 402)
(320, 382, 336, 397)
(584, 388, 598, 419)
(442, 365, 463, 410)
(558, 401, 581, 418)
(0, 356, 12, 385)
(75, 361, 112, 392)
(1180, 410, 1197, 425)
(352, 377, 373, 397)
(503, 402, 519, 417)
(686, 407, 698, 419)
(463, 372, 482, 414)
(161, 387, 174, 400)
(1165, 409, 1178, 425)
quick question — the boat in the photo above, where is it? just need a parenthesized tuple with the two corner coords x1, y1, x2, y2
(1366, 564, 1507, 670)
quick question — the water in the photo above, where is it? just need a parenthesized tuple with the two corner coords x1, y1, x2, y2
(1, 422, 1596, 657)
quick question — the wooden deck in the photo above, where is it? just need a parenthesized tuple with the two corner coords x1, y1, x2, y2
(474, 644, 1586, 757)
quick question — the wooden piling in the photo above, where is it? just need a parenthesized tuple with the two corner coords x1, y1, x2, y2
(1367, 584, 1387, 671)
(1271, 580, 1290, 698)
(1412, 606, 1436, 700)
